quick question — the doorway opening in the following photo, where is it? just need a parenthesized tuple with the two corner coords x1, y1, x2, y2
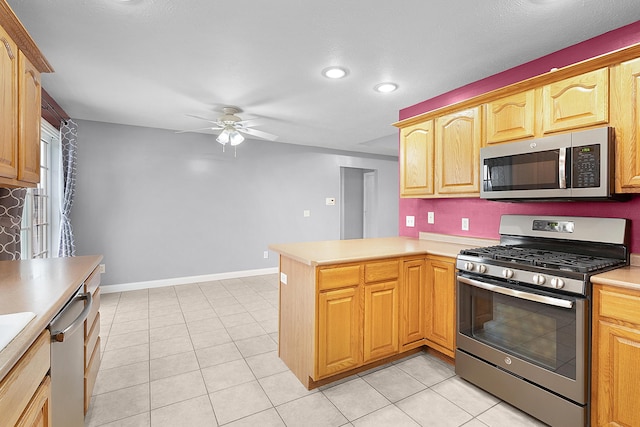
(340, 167, 377, 240)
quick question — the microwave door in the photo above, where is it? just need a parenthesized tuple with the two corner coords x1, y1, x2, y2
(481, 145, 571, 199)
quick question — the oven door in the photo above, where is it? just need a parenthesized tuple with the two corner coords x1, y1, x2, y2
(456, 274, 588, 404)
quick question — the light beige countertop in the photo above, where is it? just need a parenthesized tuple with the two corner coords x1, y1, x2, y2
(269, 234, 499, 266)
(0, 255, 102, 381)
(592, 253, 640, 291)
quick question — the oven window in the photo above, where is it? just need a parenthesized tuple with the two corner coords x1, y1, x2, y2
(459, 283, 578, 380)
(483, 150, 562, 191)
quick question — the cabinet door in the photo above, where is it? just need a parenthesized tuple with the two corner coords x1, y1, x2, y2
(435, 107, 481, 195)
(542, 68, 608, 133)
(485, 90, 536, 144)
(0, 26, 18, 179)
(425, 257, 456, 356)
(399, 121, 434, 197)
(18, 51, 41, 184)
(317, 286, 362, 378)
(400, 259, 425, 346)
(613, 57, 640, 192)
(16, 376, 51, 427)
(363, 281, 398, 362)
(592, 284, 640, 426)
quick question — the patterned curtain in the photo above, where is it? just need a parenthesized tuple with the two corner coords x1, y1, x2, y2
(58, 119, 78, 257)
(0, 188, 27, 261)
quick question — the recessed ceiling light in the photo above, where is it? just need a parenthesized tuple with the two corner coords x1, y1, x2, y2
(322, 67, 348, 79)
(374, 82, 398, 93)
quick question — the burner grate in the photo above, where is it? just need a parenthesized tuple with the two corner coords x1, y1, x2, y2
(460, 245, 624, 273)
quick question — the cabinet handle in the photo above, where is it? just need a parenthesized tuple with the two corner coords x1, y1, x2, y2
(1, 37, 15, 60)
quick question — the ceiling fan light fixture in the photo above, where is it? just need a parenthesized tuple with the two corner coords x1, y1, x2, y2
(216, 128, 231, 145)
(374, 82, 398, 93)
(322, 66, 348, 79)
(229, 130, 245, 146)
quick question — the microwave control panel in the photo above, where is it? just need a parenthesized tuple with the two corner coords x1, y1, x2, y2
(572, 144, 600, 188)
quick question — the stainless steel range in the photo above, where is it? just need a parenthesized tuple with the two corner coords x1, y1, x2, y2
(455, 215, 629, 427)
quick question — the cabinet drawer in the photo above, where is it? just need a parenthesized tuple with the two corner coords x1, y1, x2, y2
(597, 286, 640, 326)
(318, 265, 361, 291)
(84, 267, 101, 294)
(85, 336, 101, 414)
(364, 260, 399, 283)
(85, 312, 100, 369)
(85, 286, 100, 337)
(0, 330, 50, 427)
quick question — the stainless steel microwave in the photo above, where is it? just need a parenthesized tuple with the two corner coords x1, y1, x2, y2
(480, 127, 618, 201)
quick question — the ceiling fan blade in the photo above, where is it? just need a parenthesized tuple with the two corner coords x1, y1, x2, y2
(239, 127, 278, 141)
(185, 114, 220, 124)
(175, 126, 222, 134)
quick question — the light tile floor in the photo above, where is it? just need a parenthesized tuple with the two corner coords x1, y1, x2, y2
(85, 274, 547, 427)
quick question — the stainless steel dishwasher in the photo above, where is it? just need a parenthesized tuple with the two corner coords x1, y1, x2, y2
(49, 285, 92, 427)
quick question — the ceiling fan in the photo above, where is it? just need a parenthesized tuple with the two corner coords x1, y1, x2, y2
(176, 107, 278, 148)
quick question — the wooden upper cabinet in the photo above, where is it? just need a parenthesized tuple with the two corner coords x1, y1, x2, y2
(435, 107, 481, 195)
(612, 57, 640, 192)
(485, 90, 536, 144)
(0, 24, 18, 179)
(18, 51, 41, 184)
(542, 68, 608, 133)
(399, 121, 434, 197)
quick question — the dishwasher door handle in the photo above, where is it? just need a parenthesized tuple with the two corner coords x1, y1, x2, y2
(51, 292, 92, 343)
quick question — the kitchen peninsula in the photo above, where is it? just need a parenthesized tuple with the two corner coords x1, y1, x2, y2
(0, 255, 102, 426)
(269, 235, 497, 389)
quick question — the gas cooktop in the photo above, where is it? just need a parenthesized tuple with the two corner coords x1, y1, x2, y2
(459, 245, 624, 273)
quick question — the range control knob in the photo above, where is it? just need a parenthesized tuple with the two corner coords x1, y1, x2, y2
(502, 269, 514, 279)
(550, 278, 565, 289)
(533, 274, 546, 285)
(464, 262, 475, 271)
(477, 265, 487, 274)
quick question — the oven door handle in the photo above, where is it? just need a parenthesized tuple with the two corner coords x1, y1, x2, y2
(458, 276, 574, 309)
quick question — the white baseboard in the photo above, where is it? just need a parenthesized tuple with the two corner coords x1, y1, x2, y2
(101, 267, 279, 294)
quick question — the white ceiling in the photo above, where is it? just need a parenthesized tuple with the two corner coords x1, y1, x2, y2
(7, 0, 640, 156)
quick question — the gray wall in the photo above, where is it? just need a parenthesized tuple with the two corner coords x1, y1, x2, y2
(72, 120, 399, 286)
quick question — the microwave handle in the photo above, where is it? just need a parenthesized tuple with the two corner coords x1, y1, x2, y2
(559, 147, 568, 189)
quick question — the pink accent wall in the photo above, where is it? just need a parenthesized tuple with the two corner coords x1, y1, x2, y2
(400, 20, 640, 121)
(398, 20, 640, 252)
(399, 197, 640, 252)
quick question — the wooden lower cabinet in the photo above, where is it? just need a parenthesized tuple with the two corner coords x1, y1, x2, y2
(0, 331, 50, 427)
(591, 284, 640, 427)
(363, 280, 399, 362)
(16, 376, 51, 427)
(317, 286, 362, 378)
(425, 256, 456, 357)
(400, 258, 426, 348)
(279, 254, 457, 389)
(83, 266, 102, 413)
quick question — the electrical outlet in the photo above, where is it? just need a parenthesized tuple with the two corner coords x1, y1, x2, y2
(428, 212, 435, 224)
(99, 264, 106, 273)
(304, 210, 311, 217)
(263, 251, 269, 259)
(462, 218, 469, 231)
(406, 215, 415, 227)
(326, 197, 336, 206)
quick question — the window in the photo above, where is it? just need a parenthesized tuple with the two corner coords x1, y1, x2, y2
(20, 121, 61, 259)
